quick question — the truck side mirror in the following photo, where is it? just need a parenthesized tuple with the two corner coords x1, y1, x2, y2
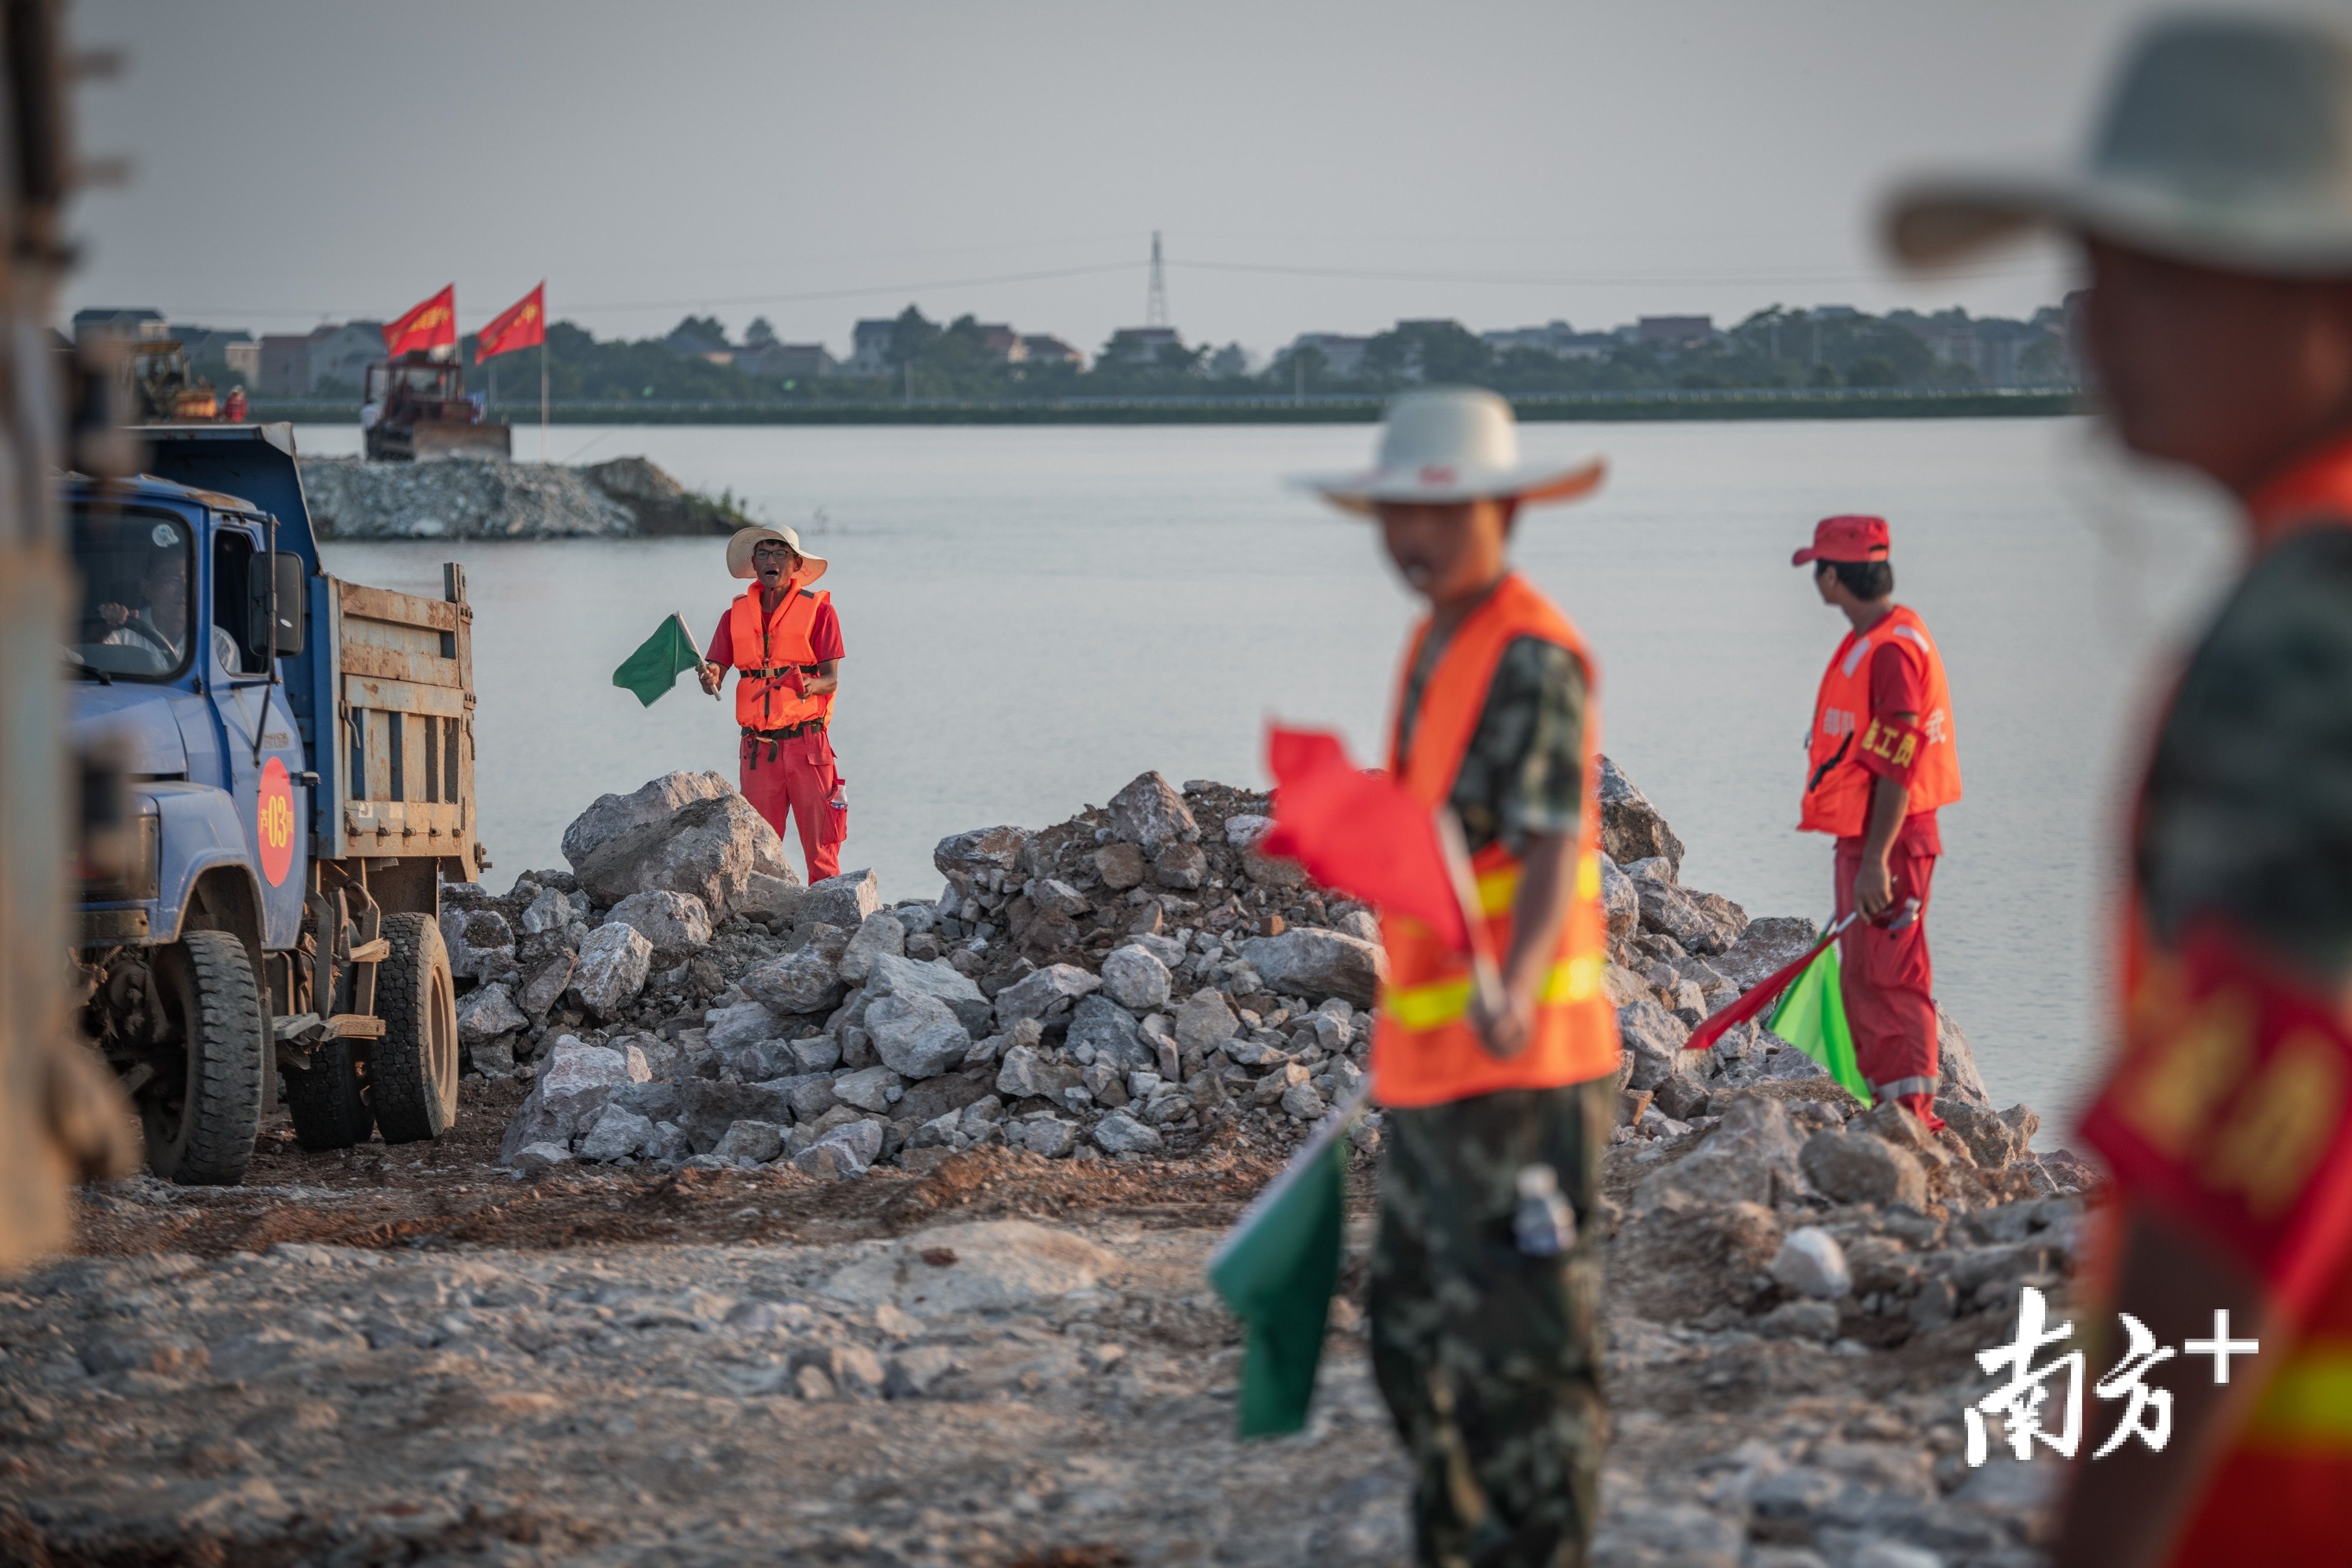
(248, 552, 306, 656)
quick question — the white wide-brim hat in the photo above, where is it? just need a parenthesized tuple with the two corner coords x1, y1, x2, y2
(1886, 15, 2352, 275)
(726, 524, 830, 583)
(1294, 387, 1605, 517)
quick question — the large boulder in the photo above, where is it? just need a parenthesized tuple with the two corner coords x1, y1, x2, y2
(837, 910, 906, 984)
(1599, 856, 1639, 940)
(1238, 928, 1385, 1008)
(1709, 916, 1820, 991)
(456, 982, 527, 1043)
(1632, 1095, 1805, 1213)
(1937, 1006, 1993, 1108)
(1100, 945, 1171, 1013)
(573, 922, 653, 1016)
(562, 771, 758, 872)
(1800, 1127, 1929, 1209)
(1632, 877, 1743, 957)
(933, 825, 1028, 893)
(1065, 994, 1151, 1071)
(1597, 755, 1685, 876)
(1616, 995, 1694, 1092)
(1172, 988, 1240, 1052)
(865, 952, 993, 1034)
(994, 963, 1101, 1027)
(740, 944, 847, 1017)
(997, 1044, 1083, 1103)
(673, 1079, 798, 1152)
(569, 784, 792, 923)
(802, 869, 880, 931)
(602, 890, 711, 964)
(866, 992, 972, 1079)
(705, 1001, 785, 1055)
(1107, 771, 1197, 852)
(499, 1038, 644, 1160)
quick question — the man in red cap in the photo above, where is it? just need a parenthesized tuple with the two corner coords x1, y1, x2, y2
(1793, 514, 1962, 1127)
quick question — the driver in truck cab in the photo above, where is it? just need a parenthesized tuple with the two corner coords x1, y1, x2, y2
(92, 524, 242, 674)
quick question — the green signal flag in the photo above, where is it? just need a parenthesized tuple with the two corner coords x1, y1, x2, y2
(1208, 1084, 1368, 1437)
(1765, 938, 1873, 1102)
(613, 612, 707, 707)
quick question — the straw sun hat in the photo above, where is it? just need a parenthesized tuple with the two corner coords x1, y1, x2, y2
(1887, 14, 2352, 276)
(726, 524, 829, 583)
(1296, 388, 1604, 517)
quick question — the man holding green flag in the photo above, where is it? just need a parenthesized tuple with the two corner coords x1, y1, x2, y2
(1792, 514, 1962, 1127)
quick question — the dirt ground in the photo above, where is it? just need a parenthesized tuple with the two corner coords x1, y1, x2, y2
(0, 1084, 2060, 1568)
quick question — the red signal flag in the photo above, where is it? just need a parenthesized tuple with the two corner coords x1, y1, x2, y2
(476, 282, 546, 364)
(1258, 726, 1466, 951)
(382, 285, 457, 358)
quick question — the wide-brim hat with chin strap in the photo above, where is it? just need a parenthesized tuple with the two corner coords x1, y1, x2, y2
(1885, 15, 2352, 276)
(726, 524, 829, 584)
(1294, 387, 1605, 517)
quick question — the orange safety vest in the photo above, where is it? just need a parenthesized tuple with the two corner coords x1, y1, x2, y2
(727, 580, 835, 733)
(1371, 573, 1621, 1109)
(2114, 449, 2352, 1567)
(1798, 603, 1961, 837)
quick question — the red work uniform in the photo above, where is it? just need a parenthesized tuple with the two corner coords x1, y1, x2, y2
(707, 586, 847, 882)
(1802, 606, 1962, 1126)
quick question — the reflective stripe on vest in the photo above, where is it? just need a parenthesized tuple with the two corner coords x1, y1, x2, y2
(1799, 603, 1961, 837)
(1369, 573, 1621, 1109)
(729, 583, 833, 733)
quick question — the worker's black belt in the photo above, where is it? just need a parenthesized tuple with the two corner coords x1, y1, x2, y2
(741, 718, 824, 768)
(741, 666, 817, 680)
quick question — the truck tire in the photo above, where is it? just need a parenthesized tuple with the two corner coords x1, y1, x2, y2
(283, 1038, 372, 1152)
(369, 911, 459, 1144)
(142, 931, 265, 1185)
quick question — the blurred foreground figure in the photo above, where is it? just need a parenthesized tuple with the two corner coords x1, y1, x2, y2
(0, 0, 139, 1269)
(1298, 390, 1619, 1566)
(1890, 15, 2352, 1565)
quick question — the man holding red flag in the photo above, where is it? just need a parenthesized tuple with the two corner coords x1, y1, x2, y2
(1791, 513, 1961, 1128)
(1298, 387, 1618, 1568)
(1888, 15, 2352, 1565)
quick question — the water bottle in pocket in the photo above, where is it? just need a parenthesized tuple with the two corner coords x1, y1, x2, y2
(823, 774, 850, 847)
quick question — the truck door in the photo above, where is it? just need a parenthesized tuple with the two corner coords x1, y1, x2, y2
(207, 522, 306, 952)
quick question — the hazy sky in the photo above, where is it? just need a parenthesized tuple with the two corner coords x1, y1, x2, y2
(68, 0, 2214, 356)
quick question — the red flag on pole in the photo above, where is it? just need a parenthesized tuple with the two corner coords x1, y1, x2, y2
(1259, 726, 1466, 950)
(475, 282, 545, 363)
(382, 285, 456, 357)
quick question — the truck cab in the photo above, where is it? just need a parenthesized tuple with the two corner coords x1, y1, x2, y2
(67, 424, 483, 1183)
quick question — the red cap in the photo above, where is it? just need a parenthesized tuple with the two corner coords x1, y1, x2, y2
(1792, 514, 1890, 567)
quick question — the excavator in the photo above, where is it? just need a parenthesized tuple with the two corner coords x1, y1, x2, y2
(125, 337, 219, 422)
(362, 350, 512, 462)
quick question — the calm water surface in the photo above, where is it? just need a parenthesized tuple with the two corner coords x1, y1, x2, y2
(295, 420, 2236, 1123)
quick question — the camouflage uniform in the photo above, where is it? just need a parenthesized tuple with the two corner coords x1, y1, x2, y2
(1372, 1078, 1613, 1568)
(1375, 612, 1606, 1568)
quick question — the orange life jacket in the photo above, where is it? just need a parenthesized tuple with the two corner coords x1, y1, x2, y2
(1798, 603, 1961, 837)
(1371, 573, 1621, 1110)
(728, 580, 834, 733)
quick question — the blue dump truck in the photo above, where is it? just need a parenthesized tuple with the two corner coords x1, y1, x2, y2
(65, 424, 486, 1183)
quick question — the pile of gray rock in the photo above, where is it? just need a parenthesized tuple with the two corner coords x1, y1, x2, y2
(299, 453, 745, 540)
(479, 758, 2094, 1218)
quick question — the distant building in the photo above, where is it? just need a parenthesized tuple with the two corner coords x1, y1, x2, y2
(1020, 333, 1084, 370)
(1104, 326, 1182, 365)
(1636, 315, 1715, 349)
(1895, 310, 2068, 388)
(305, 322, 385, 392)
(736, 342, 837, 380)
(258, 334, 310, 394)
(170, 324, 256, 382)
(1481, 320, 1615, 361)
(71, 307, 167, 346)
(1286, 332, 1372, 378)
(224, 340, 260, 382)
(975, 324, 1026, 365)
(848, 319, 897, 377)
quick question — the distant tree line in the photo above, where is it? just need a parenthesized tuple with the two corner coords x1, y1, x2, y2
(428, 300, 2069, 407)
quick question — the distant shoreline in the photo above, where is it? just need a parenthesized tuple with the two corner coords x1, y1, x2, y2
(256, 389, 2082, 428)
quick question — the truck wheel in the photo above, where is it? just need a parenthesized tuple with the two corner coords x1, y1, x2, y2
(283, 1038, 372, 1151)
(142, 931, 265, 1185)
(369, 912, 459, 1144)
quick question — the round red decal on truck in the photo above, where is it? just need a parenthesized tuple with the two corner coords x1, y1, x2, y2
(258, 755, 296, 887)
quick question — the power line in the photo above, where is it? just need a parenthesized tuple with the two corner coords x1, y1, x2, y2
(1177, 257, 2057, 287)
